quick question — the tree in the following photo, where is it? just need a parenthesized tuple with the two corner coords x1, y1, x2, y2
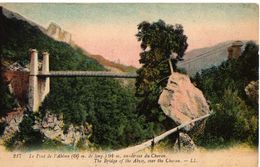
(135, 20, 188, 131)
(236, 41, 259, 85)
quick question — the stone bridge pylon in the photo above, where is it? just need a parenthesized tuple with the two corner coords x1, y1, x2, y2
(28, 49, 137, 112)
(29, 49, 50, 112)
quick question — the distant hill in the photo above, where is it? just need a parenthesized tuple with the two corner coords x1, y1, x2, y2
(77, 48, 137, 73)
(178, 40, 247, 76)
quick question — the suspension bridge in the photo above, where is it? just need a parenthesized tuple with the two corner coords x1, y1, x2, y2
(26, 47, 216, 153)
(28, 49, 138, 112)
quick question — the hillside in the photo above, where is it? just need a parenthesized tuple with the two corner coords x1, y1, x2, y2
(178, 40, 247, 76)
(0, 6, 151, 150)
(83, 52, 137, 73)
(74, 46, 137, 73)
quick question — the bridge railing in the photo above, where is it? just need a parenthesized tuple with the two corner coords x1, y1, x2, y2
(113, 113, 211, 154)
(38, 71, 138, 78)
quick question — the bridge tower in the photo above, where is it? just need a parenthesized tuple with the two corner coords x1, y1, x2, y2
(227, 41, 243, 59)
(28, 49, 50, 112)
(29, 49, 39, 112)
(39, 51, 50, 102)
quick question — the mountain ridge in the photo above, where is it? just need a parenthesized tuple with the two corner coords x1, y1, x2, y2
(178, 40, 250, 76)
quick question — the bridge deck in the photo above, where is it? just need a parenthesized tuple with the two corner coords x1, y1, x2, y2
(38, 71, 138, 78)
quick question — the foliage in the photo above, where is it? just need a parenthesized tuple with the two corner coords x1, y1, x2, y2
(41, 78, 154, 149)
(135, 20, 188, 131)
(194, 41, 258, 147)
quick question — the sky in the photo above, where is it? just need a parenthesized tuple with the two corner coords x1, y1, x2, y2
(1, 3, 259, 67)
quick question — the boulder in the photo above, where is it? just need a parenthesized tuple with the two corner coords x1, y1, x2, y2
(158, 72, 210, 131)
(173, 132, 196, 152)
(245, 80, 258, 104)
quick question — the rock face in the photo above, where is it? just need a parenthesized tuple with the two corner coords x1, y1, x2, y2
(33, 112, 92, 145)
(245, 80, 258, 104)
(46, 22, 72, 44)
(0, 111, 92, 147)
(173, 132, 196, 152)
(0, 107, 24, 142)
(7, 62, 29, 72)
(158, 72, 210, 131)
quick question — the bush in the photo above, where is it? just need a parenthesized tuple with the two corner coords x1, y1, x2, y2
(197, 89, 257, 147)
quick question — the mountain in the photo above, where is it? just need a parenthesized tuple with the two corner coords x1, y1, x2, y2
(178, 40, 247, 76)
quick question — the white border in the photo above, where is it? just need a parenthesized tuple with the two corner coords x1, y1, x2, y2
(0, 0, 259, 3)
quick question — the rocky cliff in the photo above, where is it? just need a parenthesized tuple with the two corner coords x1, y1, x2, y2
(33, 112, 92, 145)
(45, 22, 72, 44)
(0, 107, 24, 143)
(2, 70, 29, 106)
